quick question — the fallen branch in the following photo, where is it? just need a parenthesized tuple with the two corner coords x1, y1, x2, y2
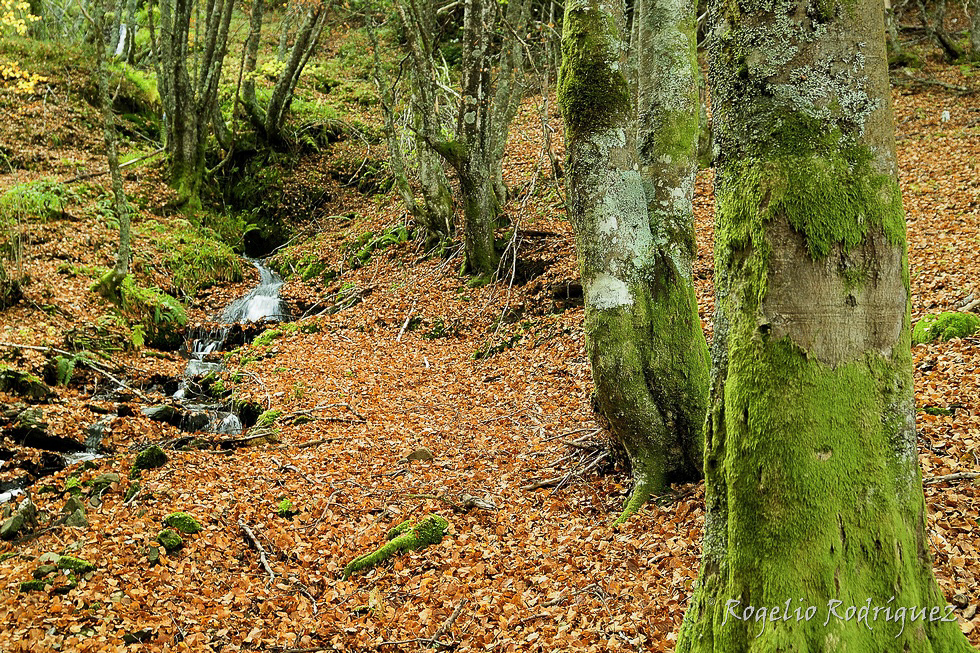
(0, 341, 150, 402)
(62, 146, 164, 184)
(923, 471, 980, 485)
(396, 301, 417, 342)
(239, 519, 276, 584)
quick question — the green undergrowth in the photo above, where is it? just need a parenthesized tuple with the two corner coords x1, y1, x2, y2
(133, 219, 243, 295)
(0, 178, 82, 222)
(912, 311, 980, 344)
(346, 224, 412, 268)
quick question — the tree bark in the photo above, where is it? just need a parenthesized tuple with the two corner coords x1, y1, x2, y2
(157, 0, 235, 208)
(676, 0, 974, 646)
(970, 0, 980, 60)
(92, 0, 131, 299)
(558, 0, 710, 522)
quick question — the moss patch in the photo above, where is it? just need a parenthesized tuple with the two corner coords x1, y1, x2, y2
(156, 529, 183, 552)
(131, 445, 168, 476)
(342, 514, 449, 580)
(163, 512, 202, 534)
(557, 1, 631, 140)
(912, 311, 980, 344)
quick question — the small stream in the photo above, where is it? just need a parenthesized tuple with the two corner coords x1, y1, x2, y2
(163, 258, 285, 433)
(1, 258, 284, 504)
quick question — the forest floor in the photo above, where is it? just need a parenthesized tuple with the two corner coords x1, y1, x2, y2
(0, 36, 979, 653)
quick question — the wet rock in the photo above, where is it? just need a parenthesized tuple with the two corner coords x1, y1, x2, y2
(116, 404, 135, 417)
(181, 411, 211, 432)
(142, 404, 180, 425)
(84, 417, 113, 450)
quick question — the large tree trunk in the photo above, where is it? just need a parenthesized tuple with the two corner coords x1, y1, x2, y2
(157, 0, 234, 209)
(558, 0, 709, 522)
(676, 0, 974, 647)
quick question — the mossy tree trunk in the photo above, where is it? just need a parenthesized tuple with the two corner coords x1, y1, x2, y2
(396, 0, 529, 276)
(557, 0, 710, 522)
(157, 0, 235, 210)
(971, 0, 980, 61)
(368, 13, 454, 249)
(241, 0, 327, 146)
(676, 0, 974, 648)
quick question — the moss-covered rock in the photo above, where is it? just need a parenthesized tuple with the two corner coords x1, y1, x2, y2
(342, 514, 449, 580)
(255, 409, 282, 428)
(64, 509, 88, 528)
(131, 445, 168, 477)
(156, 529, 183, 552)
(91, 472, 121, 494)
(56, 555, 94, 573)
(0, 366, 52, 401)
(20, 579, 47, 592)
(32, 564, 58, 579)
(912, 311, 980, 344)
(163, 511, 202, 534)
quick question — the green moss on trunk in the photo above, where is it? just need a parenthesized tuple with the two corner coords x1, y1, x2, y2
(342, 514, 448, 580)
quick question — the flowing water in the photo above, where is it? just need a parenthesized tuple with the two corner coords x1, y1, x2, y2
(168, 258, 285, 432)
(1, 259, 284, 505)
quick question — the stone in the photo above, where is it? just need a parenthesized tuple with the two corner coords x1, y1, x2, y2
(141, 404, 179, 424)
(0, 514, 25, 540)
(91, 472, 121, 493)
(61, 497, 85, 515)
(156, 529, 182, 552)
(32, 564, 57, 579)
(399, 447, 435, 464)
(163, 512, 202, 534)
(64, 509, 88, 528)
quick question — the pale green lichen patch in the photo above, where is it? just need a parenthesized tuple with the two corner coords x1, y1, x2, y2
(342, 514, 449, 580)
(912, 311, 980, 344)
(163, 512, 202, 534)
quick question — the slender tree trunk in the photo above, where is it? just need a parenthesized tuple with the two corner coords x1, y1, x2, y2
(676, 0, 974, 646)
(369, 18, 453, 247)
(885, 0, 903, 57)
(558, 0, 709, 522)
(92, 0, 132, 300)
(970, 0, 980, 60)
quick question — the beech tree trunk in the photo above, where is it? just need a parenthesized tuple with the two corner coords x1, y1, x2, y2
(558, 0, 709, 522)
(396, 0, 529, 276)
(157, 0, 235, 208)
(676, 0, 974, 647)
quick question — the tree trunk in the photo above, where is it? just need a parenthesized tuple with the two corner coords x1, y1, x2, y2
(157, 0, 235, 209)
(676, 0, 974, 646)
(971, 0, 980, 60)
(558, 0, 709, 522)
(91, 0, 131, 300)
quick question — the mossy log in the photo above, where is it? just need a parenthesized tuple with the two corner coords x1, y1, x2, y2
(342, 514, 448, 580)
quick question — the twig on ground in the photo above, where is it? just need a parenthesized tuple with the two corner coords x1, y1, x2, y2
(239, 519, 276, 584)
(923, 471, 980, 485)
